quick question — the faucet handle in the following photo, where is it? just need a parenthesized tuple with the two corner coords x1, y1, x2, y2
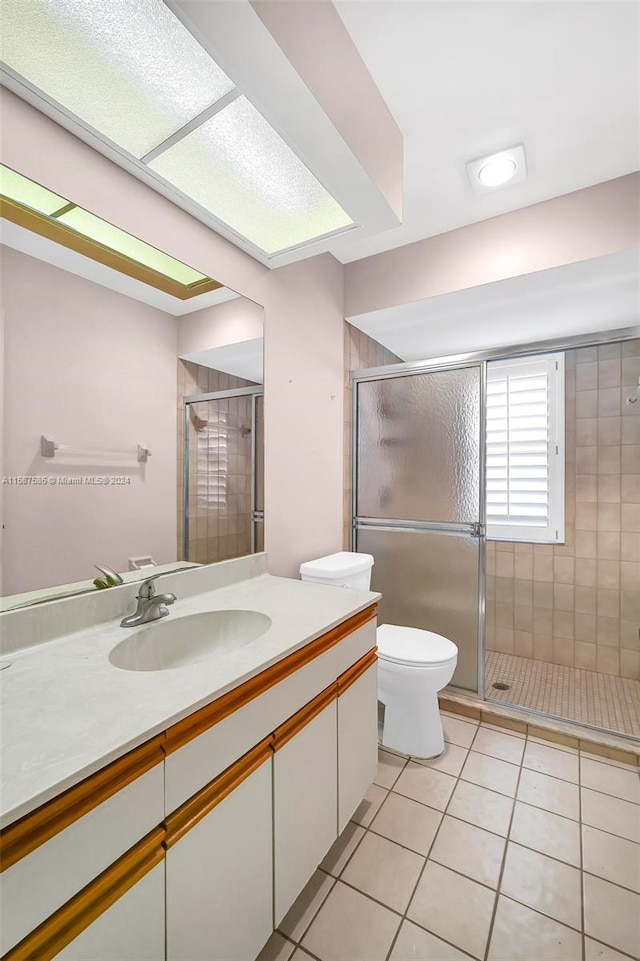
(138, 573, 163, 599)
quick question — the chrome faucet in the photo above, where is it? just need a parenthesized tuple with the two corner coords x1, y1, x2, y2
(120, 574, 177, 628)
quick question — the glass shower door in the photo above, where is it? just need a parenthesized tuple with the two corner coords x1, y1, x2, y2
(354, 365, 484, 692)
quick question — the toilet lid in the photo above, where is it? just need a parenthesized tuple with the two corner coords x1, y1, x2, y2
(377, 624, 458, 667)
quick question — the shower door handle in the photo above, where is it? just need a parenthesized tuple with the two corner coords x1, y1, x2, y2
(470, 523, 486, 538)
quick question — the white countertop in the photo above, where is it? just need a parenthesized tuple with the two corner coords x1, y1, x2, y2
(0, 570, 378, 828)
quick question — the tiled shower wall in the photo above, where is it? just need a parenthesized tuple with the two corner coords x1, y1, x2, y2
(177, 360, 258, 564)
(343, 322, 402, 548)
(486, 340, 640, 680)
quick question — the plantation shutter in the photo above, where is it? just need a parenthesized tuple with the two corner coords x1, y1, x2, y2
(486, 353, 565, 543)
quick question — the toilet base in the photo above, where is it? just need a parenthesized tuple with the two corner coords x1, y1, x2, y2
(378, 689, 446, 759)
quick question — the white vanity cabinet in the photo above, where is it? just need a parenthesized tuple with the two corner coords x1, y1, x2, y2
(1, 603, 378, 961)
(337, 662, 379, 832)
(53, 864, 165, 961)
(273, 699, 338, 923)
(166, 757, 273, 961)
(0, 759, 165, 957)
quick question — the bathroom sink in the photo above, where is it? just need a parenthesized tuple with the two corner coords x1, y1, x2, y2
(108, 610, 272, 672)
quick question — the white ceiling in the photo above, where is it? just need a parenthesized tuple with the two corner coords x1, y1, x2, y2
(349, 248, 640, 362)
(331, 0, 640, 263)
(181, 337, 263, 383)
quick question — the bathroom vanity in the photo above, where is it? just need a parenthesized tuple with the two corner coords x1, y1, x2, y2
(0, 556, 379, 960)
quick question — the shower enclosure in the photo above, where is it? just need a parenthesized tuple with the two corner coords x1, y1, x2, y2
(351, 330, 639, 741)
(182, 385, 263, 564)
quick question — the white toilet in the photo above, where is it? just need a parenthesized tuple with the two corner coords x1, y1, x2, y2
(299, 552, 458, 759)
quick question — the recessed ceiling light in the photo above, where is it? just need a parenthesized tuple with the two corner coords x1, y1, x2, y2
(466, 145, 527, 193)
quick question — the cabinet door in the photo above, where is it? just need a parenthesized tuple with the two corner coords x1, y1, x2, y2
(273, 701, 338, 925)
(54, 863, 164, 961)
(166, 759, 272, 961)
(338, 663, 378, 832)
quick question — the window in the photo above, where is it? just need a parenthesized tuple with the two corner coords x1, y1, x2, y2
(486, 352, 565, 543)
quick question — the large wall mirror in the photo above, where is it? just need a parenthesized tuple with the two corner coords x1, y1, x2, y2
(0, 165, 264, 609)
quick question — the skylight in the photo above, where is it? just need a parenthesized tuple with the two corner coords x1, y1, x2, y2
(1, 0, 354, 256)
(0, 165, 219, 298)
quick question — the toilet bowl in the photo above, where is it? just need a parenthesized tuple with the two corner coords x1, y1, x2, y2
(377, 624, 457, 758)
(299, 552, 458, 760)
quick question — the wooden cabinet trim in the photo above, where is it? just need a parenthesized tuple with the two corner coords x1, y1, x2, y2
(0, 604, 377, 871)
(164, 737, 274, 850)
(0, 735, 165, 874)
(164, 604, 377, 755)
(337, 648, 378, 695)
(3, 827, 165, 961)
(273, 682, 338, 752)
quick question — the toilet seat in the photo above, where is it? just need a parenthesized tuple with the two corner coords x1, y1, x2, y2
(377, 624, 457, 668)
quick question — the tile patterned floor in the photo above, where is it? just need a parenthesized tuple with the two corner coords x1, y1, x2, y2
(485, 651, 640, 739)
(258, 714, 640, 961)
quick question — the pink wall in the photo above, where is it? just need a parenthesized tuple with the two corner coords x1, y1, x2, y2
(2, 247, 178, 594)
(345, 174, 640, 318)
(178, 297, 264, 357)
(264, 254, 345, 576)
(251, 0, 403, 221)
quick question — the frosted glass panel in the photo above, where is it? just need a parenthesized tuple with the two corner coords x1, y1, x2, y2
(0, 165, 67, 215)
(1, 0, 234, 159)
(357, 527, 480, 691)
(357, 368, 481, 523)
(149, 96, 353, 254)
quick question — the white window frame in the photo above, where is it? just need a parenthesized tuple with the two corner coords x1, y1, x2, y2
(486, 351, 565, 544)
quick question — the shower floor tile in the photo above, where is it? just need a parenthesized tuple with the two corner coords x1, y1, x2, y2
(485, 651, 640, 738)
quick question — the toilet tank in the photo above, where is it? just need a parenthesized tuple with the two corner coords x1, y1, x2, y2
(299, 552, 374, 590)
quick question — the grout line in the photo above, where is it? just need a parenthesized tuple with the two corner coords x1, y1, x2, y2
(579, 754, 586, 961)
(483, 740, 523, 961)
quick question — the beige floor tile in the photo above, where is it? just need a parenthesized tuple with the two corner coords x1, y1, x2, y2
(375, 749, 408, 789)
(389, 920, 473, 961)
(370, 790, 442, 856)
(394, 761, 457, 811)
(430, 815, 506, 888)
(301, 880, 401, 961)
(278, 870, 335, 942)
(471, 728, 526, 765)
(441, 709, 480, 726)
(290, 950, 315, 961)
(442, 715, 478, 749)
(517, 769, 580, 820)
(584, 873, 640, 959)
(581, 757, 640, 804)
(256, 932, 296, 961)
(461, 751, 520, 797)
(342, 832, 424, 913)
(407, 861, 496, 960)
(415, 742, 468, 777)
(529, 735, 579, 755)
(488, 896, 583, 961)
(447, 780, 514, 837)
(510, 802, 581, 867)
(581, 788, 640, 843)
(501, 842, 582, 929)
(585, 936, 637, 961)
(583, 825, 640, 893)
(523, 742, 580, 783)
(320, 822, 365, 877)
(352, 783, 388, 827)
